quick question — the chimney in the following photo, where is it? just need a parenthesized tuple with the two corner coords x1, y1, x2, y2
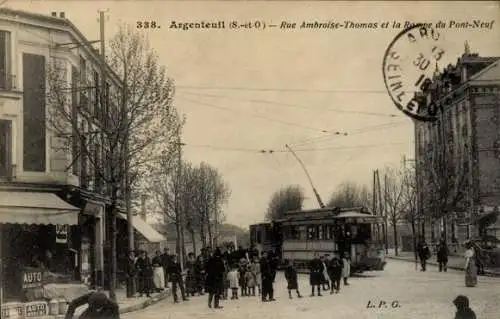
(59, 12, 65, 19)
(51, 12, 57, 17)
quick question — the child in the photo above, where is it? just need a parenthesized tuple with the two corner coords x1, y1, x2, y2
(227, 265, 240, 300)
(250, 256, 262, 296)
(327, 252, 343, 294)
(342, 252, 351, 286)
(245, 264, 256, 296)
(238, 258, 248, 296)
(284, 259, 302, 299)
(223, 259, 230, 300)
(453, 295, 476, 319)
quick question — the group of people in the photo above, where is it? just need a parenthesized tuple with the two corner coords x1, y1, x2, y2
(417, 238, 483, 288)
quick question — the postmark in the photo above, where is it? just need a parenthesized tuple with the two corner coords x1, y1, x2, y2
(382, 24, 447, 122)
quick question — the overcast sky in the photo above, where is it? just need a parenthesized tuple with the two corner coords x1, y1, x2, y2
(9, 1, 500, 228)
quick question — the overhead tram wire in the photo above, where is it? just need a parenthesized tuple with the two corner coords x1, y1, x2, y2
(180, 142, 406, 153)
(289, 119, 408, 148)
(177, 96, 334, 133)
(176, 85, 420, 95)
(177, 91, 400, 118)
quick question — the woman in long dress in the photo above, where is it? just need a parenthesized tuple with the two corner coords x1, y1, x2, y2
(151, 251, 165, 292)
(464, 242, 478, 287)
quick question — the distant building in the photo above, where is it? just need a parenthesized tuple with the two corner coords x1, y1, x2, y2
(414, 44, 500, 248)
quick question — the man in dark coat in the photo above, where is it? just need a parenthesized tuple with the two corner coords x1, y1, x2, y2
(194, 255, 206, 295)
(309, 252, 323, 297)
(205, 248, 225, 309)
(135, 251, 152, 297)
(284, 259, 302, 299)
(418, 241, 431, 272)
(437, 241, 449, 272)
(166, 254, 188, 303)
(161, 248, 173, 288)
(125, 251, 137, 298)
(260, 251, 275, 302)
(65, 291, 119, 319)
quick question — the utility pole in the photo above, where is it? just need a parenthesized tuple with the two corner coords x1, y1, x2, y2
(98, 9, 110, 295)
(372, 170, 380, 244)
(175, 138, 185, 271)
(383, 173, 389, 254)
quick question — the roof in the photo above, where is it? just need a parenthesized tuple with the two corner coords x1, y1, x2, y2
(0, 7, 121, 84)
(469, 60, 500, 83)
(276, 206, 376, 224)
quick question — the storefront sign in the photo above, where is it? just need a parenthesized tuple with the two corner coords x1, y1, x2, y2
(1, 303, 24, 318)
(22, 269, 44, 289)
(56, 224, 69, 244)
(24, 302, 48, 317)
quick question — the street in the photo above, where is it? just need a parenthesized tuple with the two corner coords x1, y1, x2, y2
(123, 259, 500, 319)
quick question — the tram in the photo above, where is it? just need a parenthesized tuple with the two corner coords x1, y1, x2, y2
(250, 206, 386, 274)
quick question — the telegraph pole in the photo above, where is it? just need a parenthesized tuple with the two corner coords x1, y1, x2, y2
(98, 9, 109, 294)
(175, 138, 186, 271)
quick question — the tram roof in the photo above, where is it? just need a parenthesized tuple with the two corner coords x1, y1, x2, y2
(275, 206, 381, 224)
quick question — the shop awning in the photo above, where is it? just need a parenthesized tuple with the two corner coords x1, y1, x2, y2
(0, 191, 80, 225)
(118, 213, 166, 243)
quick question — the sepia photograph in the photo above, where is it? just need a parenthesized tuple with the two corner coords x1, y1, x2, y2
(0, 0, 499, 318)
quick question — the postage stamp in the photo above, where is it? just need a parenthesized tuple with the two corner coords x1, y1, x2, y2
(382, 24, 447, 122)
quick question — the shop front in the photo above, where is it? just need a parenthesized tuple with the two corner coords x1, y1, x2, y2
(0, 190, 88, 318)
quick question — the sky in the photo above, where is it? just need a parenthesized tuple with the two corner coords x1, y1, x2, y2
(8, 0, 500, 228)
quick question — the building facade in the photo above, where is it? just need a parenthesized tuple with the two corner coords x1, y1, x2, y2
(414, 46, 500, 250)
(0, 8, 163, 305)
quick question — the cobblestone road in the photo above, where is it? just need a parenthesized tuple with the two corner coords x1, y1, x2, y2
(123, 259, 500, 319)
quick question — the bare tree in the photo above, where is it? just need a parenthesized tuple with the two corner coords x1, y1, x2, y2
(383, 166, 408, 256)
(424, 123, 469, 243)
(327, 181, 371, 208)
(266, 185, 305, 221)
(46, 24, 179, 299)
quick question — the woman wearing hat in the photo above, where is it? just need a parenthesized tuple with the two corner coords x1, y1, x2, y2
(464, 241, 478, 287)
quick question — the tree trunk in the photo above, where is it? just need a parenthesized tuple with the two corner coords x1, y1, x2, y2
(206, 210, 213, 247)
(199, 219, 207, 248)
(411, 214, 418, 268)
(392, 217, 399, 256)
(108, 187, 118, 301)
(190, 230, 197, 255)
(442, 215, 448, 244)
(175, 216, 181, 256)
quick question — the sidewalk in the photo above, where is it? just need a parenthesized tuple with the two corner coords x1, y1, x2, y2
(386, 251, 500, 277)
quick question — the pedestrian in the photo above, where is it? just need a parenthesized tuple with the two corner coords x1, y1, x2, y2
(284, 259, 302, 299)
(125, 251, 137, 298)
(238, 258, 248, 296)
(161, 248, 172, 289)
(464, 241, 478, 287)
(342, 252, 351, 286)
(222, 259, 230, 300)
(418, 240, 431, 271)
(167, 254, 189, 303)
(245, 263, 256, 296)
(185, 253, 197, 296)
(135, 251, 152, 297)
(205, 248, 225, 309)
(65, 291, 120, 319)
(250, 256, 262, 296)
(151, 251, 165, 292)
(437, 241, 449, 272)
(309, 252, 323, 297)
(194, 255, 206, 296)
(327, 252, 343, 294)
(453, 295, 476, 319)
(228, 264, 240, 300)
(260, 251, 275, 302)
(321, 255, 330, 291)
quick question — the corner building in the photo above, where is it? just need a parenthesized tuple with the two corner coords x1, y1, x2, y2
(0, 8, 161, 306)
(414, 46, 500, 251)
